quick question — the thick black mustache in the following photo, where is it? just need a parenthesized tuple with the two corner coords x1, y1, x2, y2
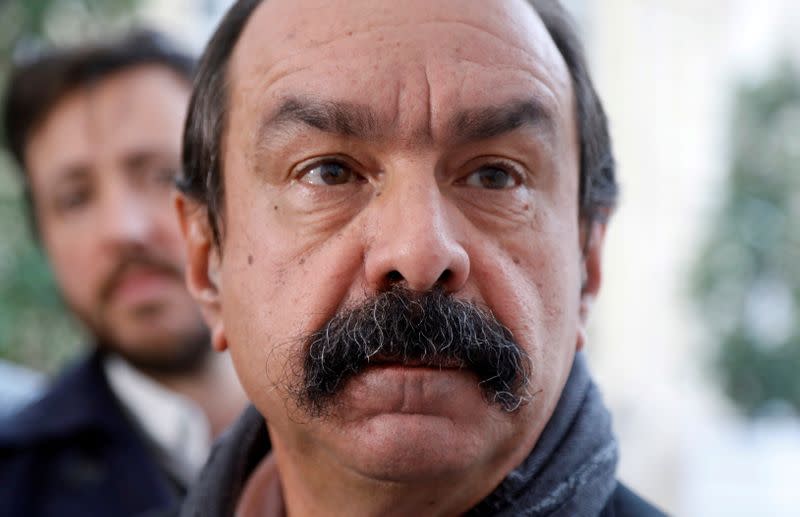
(295, 287, 531, 416)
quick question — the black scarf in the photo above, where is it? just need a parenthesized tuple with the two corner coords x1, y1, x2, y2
(468, 352, 619, 516)
(180, 352, 618, 516)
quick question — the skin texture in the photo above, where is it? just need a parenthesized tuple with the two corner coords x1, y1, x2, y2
(26, 66, 208, 370)
(179, 0, 607, 515)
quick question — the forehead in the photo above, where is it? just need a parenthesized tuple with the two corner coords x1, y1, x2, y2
(228, 0, 572, 141)
(26, 66, 189, 182)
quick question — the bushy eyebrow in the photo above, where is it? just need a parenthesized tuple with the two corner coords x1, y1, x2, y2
(259, 97, 383, 142)
(448, 98, 555, 144)
(256, 96, 554, 146)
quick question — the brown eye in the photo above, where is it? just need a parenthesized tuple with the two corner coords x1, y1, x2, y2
(465, 165, 519, 189)
(54, 186, 92, 213)
(301, 161, 357, 186)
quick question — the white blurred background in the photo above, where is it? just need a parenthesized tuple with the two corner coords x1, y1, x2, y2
(564, 1, 800, 515)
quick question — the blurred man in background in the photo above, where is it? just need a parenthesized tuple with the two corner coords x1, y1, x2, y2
(175, 0, 663, 515)
(0, 30, 246, 516)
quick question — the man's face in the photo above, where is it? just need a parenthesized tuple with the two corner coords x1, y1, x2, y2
(184, 0, 604, 487)
(27, 65, 209, 372)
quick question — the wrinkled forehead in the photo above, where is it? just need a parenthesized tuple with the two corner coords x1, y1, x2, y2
(227, 0, 572, 142)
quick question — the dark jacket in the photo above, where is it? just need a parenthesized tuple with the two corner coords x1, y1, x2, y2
(180, 406, 667, 517)
(0, 350, 181, 517)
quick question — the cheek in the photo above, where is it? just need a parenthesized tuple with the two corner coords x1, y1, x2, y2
(148, 201, 188, 263)
(220, 166, 371, 329)
(472, 210, 582, 367)
(42, 223, 101, 309)
(219, 207, 367, 409)
(220, 258, 291, 415)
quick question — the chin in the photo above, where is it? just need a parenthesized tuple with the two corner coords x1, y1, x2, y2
(100, 319, 211, 373)
(319, 368, 516, 483)
(338, 412, 493, 483)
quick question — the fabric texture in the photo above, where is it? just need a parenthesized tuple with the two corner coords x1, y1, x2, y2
(180, 352, 666, 517)
(0, 349, 182, 517)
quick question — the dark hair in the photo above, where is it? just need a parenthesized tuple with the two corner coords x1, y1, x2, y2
(179, 0, 262, 246)
(2, 29, 196, 234)
(530, 0, 617, 223)
(179, 0, 617, 247)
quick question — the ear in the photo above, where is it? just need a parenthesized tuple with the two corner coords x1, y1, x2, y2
(175, 193, 227, 352)
(576, 219, 607, 351)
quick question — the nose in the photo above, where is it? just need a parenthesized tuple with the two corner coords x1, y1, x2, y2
(98, 186, 153, 249)
(364, 179, 469, 293)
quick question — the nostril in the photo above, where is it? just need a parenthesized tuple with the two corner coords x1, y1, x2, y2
(438, 269, 453, 284)
(386, 270, 404, 283)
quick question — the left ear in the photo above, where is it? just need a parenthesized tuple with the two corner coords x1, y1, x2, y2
(577, 219, 607, 351)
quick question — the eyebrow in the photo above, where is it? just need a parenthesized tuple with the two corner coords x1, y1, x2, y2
(259, 97, 382, 142)
(122, 149, 176, 172)
(257, 96, 554, 147)
(448, 98, 555, 144)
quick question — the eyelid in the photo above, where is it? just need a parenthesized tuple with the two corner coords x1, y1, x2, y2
(296, 155, 346, 175)
(459, 158, 527, 187)
(294, 155, 365, 183)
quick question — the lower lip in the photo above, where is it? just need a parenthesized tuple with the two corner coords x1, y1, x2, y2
(336, 364, 479, 417)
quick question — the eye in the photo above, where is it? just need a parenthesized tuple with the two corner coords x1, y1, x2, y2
(299, 160, 361, 186)
(54, 186, 92, 213)
(139, 167, 177, 191)
(153, 167, 178, 186)
(464, 164, 520, 190)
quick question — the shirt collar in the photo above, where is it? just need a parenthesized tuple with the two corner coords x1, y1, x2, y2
(103, 355, 211, 485)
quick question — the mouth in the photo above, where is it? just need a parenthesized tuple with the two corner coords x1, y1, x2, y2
(106, 267, 178, 307)
(327, 358, 480, 418)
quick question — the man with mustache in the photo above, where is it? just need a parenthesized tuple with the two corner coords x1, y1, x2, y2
(177, 0, 664, 515)
(0, 31, 245, 516)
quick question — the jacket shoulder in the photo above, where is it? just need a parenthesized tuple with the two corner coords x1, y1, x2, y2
(0, 352, 181, 516)
(600, 483, 668, 517)
(0, 352, 111, 447)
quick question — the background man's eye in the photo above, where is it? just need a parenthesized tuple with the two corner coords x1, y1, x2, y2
(302, 162, 356, 186)
(54, 188, 92, 213)
(153, 168, 178, 186)
(465, 166, 518, 190)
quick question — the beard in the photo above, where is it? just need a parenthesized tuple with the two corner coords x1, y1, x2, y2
(96, 323, 212, 377)
(77, 248, 212, 376)
(292, 286, 532, 417)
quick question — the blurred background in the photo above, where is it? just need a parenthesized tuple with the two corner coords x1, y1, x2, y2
(0, 0, 798, 514)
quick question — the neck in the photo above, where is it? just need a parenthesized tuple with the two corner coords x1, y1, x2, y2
(148, 353, 246, 438)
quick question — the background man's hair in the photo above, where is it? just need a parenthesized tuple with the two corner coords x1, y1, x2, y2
(178, 0, 617, 247)
(2, 29, 196, 235)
